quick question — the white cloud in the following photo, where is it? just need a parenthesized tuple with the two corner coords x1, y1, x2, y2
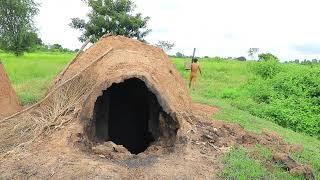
(36, 0, 320, 60)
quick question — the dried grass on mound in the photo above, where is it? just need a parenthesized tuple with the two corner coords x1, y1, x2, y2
(0, 49, 112, 154)
(0, 75, 94, 153)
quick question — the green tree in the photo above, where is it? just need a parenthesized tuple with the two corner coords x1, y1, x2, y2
(70, 0, 151, 43)
(50, 44, 63, 50)
(248, 48, 259, 60)
(258, 53, 279, 62)
(48, 44, 72, 52)
(176, 52, 185, 58)
(236, 56, 247, 61)
(156, 41, 175, 52)
(254, 53, 281, 79)
(0, 0, 39, 56)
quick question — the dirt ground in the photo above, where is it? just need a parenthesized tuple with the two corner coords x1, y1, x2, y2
(0, 104, 221, 179)
(0, 103, 312, 179)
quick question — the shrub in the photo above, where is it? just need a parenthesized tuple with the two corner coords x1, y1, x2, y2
(247, 78, 274, 104)
(251, 60, 282, 79)
(258, 53, 279, 62)
(246, 66, 320, 137)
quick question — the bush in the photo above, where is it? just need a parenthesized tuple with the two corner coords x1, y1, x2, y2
(247, 78, 274, 104)
(258, 53, 279, 62)
(246, 66, 320, 137)
(251, 60, 282, 79)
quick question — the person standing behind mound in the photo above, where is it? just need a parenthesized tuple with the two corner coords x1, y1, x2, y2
(189, 58, 202, 89)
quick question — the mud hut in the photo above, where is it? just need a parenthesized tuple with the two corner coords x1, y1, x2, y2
(55, 35, 193, 154)
(0, 63, 21, 118)
(0, 35, 193, 155)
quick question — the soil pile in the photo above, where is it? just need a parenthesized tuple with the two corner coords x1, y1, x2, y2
(0, 63, 21, 118)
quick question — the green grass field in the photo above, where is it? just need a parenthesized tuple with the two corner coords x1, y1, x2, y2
(1, 53, 319, 179)
(173, 58, 320, 179)
(0, 52, 74, 104)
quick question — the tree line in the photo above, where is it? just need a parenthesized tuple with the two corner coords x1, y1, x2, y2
(0, 0, 152, 56)
(2, 0, 319, 64)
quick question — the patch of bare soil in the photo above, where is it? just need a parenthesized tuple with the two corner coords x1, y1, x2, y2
(0, 103, 313, 179)
(0, 64, 21, 118)
(0, 112, 222, 179)
(192, 103, 219, 118)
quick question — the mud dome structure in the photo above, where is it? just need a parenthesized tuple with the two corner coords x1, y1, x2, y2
(64, 35, 193, 154)
(0, 35, 193, 155)
(0, 63, 21, 118)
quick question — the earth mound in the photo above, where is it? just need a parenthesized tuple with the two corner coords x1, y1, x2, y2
(0, 63, 21, 118)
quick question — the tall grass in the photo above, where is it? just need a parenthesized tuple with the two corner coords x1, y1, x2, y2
(173, 57, 320, 178)
(0, 52, 73, 104)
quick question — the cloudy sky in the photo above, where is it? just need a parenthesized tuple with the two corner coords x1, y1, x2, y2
(36, 0, 320, 60)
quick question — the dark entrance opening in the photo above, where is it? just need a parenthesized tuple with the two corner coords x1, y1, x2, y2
(92, 78, 163, 154)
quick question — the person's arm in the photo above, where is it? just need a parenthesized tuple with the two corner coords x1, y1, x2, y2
(198, 66, 202, 75)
